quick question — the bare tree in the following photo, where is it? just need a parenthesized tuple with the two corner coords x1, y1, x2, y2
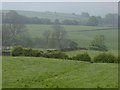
(52, 19, 67, 50)
(43, 30, 51, 48)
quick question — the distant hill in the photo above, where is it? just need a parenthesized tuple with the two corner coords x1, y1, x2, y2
(3, 10, 89, 22)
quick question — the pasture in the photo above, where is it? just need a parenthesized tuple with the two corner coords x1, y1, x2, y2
(26, 24, 118, 51)
(2, 56, 118, 88)
(2, 24, 118, 88)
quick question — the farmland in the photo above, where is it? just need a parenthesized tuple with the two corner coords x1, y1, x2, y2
(2, 24, 118, 88)
(2, 56, 118, 88)
(26, 24, 118, 51)
(2, 10, 118, 88)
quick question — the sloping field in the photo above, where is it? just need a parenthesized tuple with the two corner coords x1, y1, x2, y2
(3, 56, 118, 88)
(26, 24, 118, 50)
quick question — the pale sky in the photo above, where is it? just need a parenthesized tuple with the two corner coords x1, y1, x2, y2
(1, 0, 119, 2)
(1, 2, 118, 17)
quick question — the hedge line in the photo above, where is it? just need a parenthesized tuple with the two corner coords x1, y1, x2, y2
(11, 46, 119, 63)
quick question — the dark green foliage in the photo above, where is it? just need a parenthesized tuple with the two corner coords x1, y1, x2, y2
(90, 35, 108, 51)
(117, 55, 120, 63)
(62, 19, 80, 25)
(31, 50, 43, 57)
(104, 13, 118, 27)
(12, 46, 43, 57)
(23, 48, 33, 56)
(45, 52, 68, 59)
(72, 53, 91, 62)
(69, 41, 78, 49)
(94, 53, 117, 63)
(23, 48, 43, 57)
(11, 46, 24, 56)
(87, 16, 98, 26)
(81, 12, 90, 17)
(3, 10, 52, 24)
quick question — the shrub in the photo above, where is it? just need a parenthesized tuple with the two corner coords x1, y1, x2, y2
(23, 48, 43, 57)
(31, 50, 43, 57)
(11, 46, 24, 56)
(72, 53, 91, 62)
(23, 48, 33, 56)
(94, 53, 117, 63)
(44, 52, 68, 59)
(117, 55, 120, 63)
(12, 47, 44, 57)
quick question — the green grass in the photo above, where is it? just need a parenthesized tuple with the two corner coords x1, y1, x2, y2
(64, 50, 118, 58)
(3, 56, 118, 88)
(26, 24, 118, 51)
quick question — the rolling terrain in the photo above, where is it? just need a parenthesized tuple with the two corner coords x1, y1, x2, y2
(26, 24, 118, 51)
(3, 56, 118, 88)
(2, 10, 118, 88)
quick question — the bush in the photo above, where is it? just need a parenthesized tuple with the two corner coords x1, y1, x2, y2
(12, 47, 43, 57)
(11, 46, 24, 56)
(72, 53, 91, 62)
(31, 50, 43, 57)
(94, 53, 117, 63)
(117, 55, 120, 63)
(23, 48, 33, 56)
(23, 48, 43, 57)
(44, 52, 68, 59)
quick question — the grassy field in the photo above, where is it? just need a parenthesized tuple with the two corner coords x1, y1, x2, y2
(64, 50, 118, 58)
(26, 24, 118, 51)
(3, 56, 118, 88)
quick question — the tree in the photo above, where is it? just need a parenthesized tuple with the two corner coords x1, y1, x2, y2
(2, 11, 27, 46)
(103, 13, 118, 26)
(52, 19, 67, 50)
(89, 35, 107, 51)
(2, 23, 27, 46)
(2, 10, 52, 25)
(43, 30, 51, 48)
(81, 12, 90, 18)
(62, 19, 80, 25)
(87, 16, 98, 26)
(2, 24, 12, 46)
(96, 16, 102, 25)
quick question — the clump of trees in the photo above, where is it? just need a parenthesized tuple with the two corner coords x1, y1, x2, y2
(89, 35, 108, 51)
(81, 12, 90, 18)
(12, 46, 43, 57)
(2, 11, 32, 47)
(72, 52, 91, 62)
(44, 52, 68, 59)
(43, 19, 78, 50)
(94, 53, 117, 63)
(62, 19, 80, 25)
(2, 10, 52, 24)
(87, 16, 98, 26)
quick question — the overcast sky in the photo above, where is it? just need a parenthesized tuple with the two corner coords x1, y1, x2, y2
(2, 2, 118, 17)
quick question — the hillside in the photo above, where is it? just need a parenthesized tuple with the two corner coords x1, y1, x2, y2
(3, 56, 118, 88)
(26, 24, 118, 51)
(3, 10, 88, 21)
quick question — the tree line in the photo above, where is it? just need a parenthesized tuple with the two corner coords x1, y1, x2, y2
(2, 10, 118, 26)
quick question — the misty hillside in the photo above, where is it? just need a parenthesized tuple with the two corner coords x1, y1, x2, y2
(3, 10, 89, 22)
